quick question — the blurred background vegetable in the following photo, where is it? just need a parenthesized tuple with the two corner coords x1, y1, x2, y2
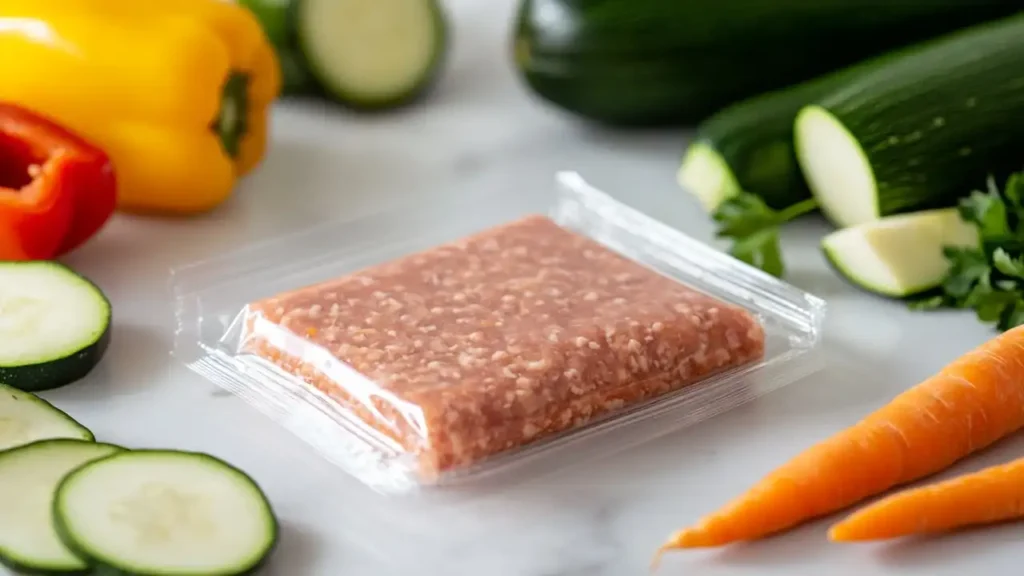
(0, 103, 115, 261)
(512, 0, 1024, 127)
(242, 0, 449, 110)
(0, 0, 280, 216)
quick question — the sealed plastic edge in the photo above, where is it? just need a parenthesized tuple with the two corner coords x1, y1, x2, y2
(553, 171, 826, 345)
(171, 172, 827, 494)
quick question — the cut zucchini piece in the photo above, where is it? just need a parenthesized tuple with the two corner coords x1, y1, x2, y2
(678, 142, 744, 213)
(0, 439, 123, 575)
(821, 208, 979, 298)
(0, 384, 93, 452)
(295, 0, 448, 109)
(679, 48, 912, 214)
(54, 450, 278, 576)
(795, 14, 1024, 227)
(0, 262, 111, 392)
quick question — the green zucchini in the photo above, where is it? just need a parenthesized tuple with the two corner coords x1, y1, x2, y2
(295, 0, 449, 109)
(514, 0, 1024, 126)
(54, 450, 278, 576)
(0, 262, 111, 392)
(796, 13, 1024, 228)
(678, 39, 939, 213)
(821, 209, 979, 298)
(0, 439, 123, 576)
(238, 0, 318, 96)
(0, 384, 93, 452)
(680, 73, 853, 212)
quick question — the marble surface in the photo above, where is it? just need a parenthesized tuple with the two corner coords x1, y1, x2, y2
(20, 0, 1024, 574)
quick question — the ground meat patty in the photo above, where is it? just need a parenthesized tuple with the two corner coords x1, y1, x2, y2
(243, 214, 766, 479)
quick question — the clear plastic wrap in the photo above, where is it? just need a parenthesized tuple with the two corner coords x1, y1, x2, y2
(172, 172, 826, 494)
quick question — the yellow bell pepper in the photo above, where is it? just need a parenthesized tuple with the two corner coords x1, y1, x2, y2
(0, 0, 281, 214)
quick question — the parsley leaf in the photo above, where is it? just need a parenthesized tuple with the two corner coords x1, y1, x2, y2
(914, 171, 1024, 332)
(711, 194, 817, 278)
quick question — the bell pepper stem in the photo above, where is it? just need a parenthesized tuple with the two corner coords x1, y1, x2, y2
(214, 71, 250, 158)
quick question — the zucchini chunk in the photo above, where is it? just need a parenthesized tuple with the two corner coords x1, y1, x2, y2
(821, 208, 978, 298)
(795, 15, 1024, 227)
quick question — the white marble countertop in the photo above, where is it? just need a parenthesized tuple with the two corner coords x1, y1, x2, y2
(22, 1, 1024, 574)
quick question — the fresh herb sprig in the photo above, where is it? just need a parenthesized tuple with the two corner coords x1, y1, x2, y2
(911, 172, 1024, 332)
(712, 194, 817, 278)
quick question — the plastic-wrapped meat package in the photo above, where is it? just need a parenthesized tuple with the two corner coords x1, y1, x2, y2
(173, 171, 825, 493)
(243, 215, 766, 478)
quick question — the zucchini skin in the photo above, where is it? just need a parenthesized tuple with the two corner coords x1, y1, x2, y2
(0, 263, 111, 394)
(0, 327, 110, 393)
(0, 554, 90, 576)
(514, 0, 1024, 126)
(813, 13, 1024, 220)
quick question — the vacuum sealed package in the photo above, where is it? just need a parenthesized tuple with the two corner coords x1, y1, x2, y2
(172, 172, 826, 494)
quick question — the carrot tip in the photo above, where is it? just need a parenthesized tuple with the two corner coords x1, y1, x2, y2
(660, 527, 717, 549)
(828, 522, 869, 543)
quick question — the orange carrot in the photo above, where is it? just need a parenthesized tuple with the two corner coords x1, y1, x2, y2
(659, 324, 1024, 551)
(829, 457, 1024, 542)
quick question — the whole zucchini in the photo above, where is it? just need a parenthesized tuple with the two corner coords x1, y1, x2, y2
(514, 0, 1024, 126)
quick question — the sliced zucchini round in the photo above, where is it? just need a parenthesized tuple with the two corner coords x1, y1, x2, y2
(0, 439, 123, 575)
(0, 261, 111, 392)
(54, 450, 278, 576)
(0, 383, 93, 452)
(821, 208, 979, 298)
(295, 0, 448, 109)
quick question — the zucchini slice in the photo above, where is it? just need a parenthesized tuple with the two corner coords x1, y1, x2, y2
(54, 450, 278, 576)
(795, 15, 1024, 227)
(0, 384, 93, 452)
(295, 0, 448, 109)
(679, 142, 745, 212)
(0, 261, 111, 392)
(0, 439, 123, 575)
(821, 208, 978, 298)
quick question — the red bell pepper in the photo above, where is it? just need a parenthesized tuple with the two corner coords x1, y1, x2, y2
(0, 103, 116, 261)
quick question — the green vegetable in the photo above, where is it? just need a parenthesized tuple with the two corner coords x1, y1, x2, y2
(0, 384, 94, 452)
(795, 13, 1024, 228)
(0, 262, 111, 392)
(821, 209, 979, 298)
(0, 439, 123, 576)
(679, 36, 933, 214)
(295, 0, 449, 110)
(238, 0, 318, 96)
(54, 450, 278, 576)
(712, 194, 817, 278)
(911, 172, 1024, 332)
(681, 70, 859, 213)
(513, 0, 1024, 126)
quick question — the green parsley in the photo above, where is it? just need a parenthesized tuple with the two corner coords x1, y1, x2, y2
(910, 172, 1024, 332)
(712, 194, 817, 278)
